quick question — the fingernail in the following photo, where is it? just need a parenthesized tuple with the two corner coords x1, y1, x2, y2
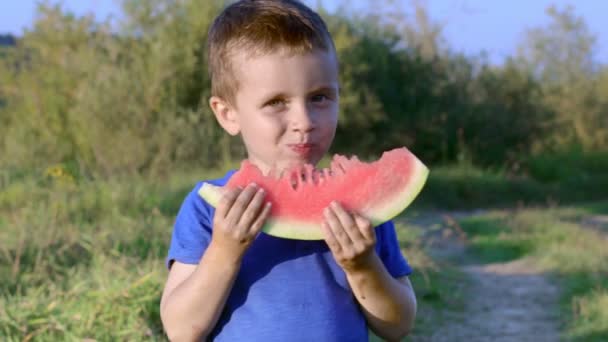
(258, 187, 265, 193)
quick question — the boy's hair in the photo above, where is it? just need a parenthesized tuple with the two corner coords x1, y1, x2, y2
(207, 0, 336, 104)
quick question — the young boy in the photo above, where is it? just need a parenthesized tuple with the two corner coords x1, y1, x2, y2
(160, 1, 417, 340)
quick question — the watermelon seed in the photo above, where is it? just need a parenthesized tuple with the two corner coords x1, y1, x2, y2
(289, 170, 299, 190)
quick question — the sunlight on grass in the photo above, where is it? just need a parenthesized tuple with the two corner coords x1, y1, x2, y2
(569, 289, 608, 340)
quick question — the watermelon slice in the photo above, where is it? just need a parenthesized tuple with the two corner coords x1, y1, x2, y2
(198, 147, 429, 240)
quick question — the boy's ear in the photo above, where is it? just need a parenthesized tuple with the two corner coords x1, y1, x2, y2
(209, 96, 240, 136)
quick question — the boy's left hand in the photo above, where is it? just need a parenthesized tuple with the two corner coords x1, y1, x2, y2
(322, 201, 377, 273)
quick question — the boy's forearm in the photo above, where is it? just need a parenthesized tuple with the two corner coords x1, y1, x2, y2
(345, 254, 417, 341)
(161, 244, 241, 341)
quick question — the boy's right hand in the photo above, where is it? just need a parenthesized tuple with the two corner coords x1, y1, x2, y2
(210, 183, 272, 262)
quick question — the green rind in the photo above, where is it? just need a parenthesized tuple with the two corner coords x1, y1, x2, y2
(197, 158, 429, 240)
(198, 183, 223, 208)
(264, 218, 324, 240)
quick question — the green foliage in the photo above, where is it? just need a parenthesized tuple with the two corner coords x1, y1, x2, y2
(517, 5, 608, 151)
(416, 157, 608, 210)
(0, 1, 241, 178)
(1, 1, 606, 178)
(525, 149, 608, 183)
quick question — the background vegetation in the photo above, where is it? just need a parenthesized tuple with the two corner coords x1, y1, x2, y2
(1, 1, 607, 178)
(0, 0, 606, 340)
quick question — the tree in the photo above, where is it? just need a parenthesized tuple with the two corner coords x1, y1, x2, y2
(0, 1, 235, 178)
(517, 5, 606, 151)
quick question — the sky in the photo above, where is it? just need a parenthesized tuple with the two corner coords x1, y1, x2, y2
(1, 0, 607, 64)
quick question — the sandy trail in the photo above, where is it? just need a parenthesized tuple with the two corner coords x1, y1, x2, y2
(404, 211, 561, 342)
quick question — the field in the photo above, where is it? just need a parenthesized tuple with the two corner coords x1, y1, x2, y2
(1, 153, 607, 341)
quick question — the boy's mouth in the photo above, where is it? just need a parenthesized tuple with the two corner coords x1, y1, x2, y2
(288, 143, 314, 157)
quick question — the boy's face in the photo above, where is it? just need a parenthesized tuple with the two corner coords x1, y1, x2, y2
(212, 49, 339, 174)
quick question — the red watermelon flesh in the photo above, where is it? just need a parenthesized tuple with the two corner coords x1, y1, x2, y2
(198, 147, 429, 240)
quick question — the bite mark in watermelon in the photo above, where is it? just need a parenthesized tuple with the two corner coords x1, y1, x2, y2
(198, 147, 429, 240)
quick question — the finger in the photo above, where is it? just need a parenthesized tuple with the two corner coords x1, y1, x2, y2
(215, 186, 242, 219)
(249, 201, 273, 235)
(330, 201, 366, 243)
(225, 183, 259, 223)
(321, 221, 341, 253)
(354, 214, 375, 242)
(237, 187, 267, 229)
(324, 205, 353, 248)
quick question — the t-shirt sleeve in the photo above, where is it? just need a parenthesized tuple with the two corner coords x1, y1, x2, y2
(375, 220, 413, 278)
(166, 182, 214, 269)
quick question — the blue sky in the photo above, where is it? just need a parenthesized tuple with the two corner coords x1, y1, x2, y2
(1, 0, 607, 64)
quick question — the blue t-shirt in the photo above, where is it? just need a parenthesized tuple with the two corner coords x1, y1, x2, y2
(166, 170, 413, 341)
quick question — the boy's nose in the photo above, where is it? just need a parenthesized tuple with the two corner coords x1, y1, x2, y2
(289, 103, 315, 132)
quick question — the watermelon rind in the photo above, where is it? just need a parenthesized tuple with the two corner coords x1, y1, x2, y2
(364, 156, 429, 226)
(198, 183, 223, 208)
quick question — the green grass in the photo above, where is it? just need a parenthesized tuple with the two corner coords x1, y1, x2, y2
(457, 203, 608, 341)
(0, 169, 202, 340)
(416, 150, 608, 210)
(457, 215, 535, 263)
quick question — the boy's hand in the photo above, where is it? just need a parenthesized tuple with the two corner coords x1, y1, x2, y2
(210, 183, 272, 262)
(322, 201, 377, 273)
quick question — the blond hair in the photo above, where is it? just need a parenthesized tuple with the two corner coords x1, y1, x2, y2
(207, 0, 335, 104)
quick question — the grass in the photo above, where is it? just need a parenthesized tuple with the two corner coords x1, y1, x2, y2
(0, 169, 195, 340)
(416, 150, 608, 210)
(457, 203, 608, 341)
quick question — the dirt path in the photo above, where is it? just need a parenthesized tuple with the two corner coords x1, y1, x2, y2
(404, 211, 562, 342)
(580, 214, 608, 239)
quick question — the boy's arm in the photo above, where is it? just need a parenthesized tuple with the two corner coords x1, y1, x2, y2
(160, 247, 241, 341)
(345, 259, 417, 341)
(322, 202, 416, 341)
(160, 184, 271, 341)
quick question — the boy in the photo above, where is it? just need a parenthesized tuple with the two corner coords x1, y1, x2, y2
(160, 1, 417, 340)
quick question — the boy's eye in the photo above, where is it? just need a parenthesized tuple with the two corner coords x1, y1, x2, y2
(265, 98, 286, 107)
(311, 94, 329, 103)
